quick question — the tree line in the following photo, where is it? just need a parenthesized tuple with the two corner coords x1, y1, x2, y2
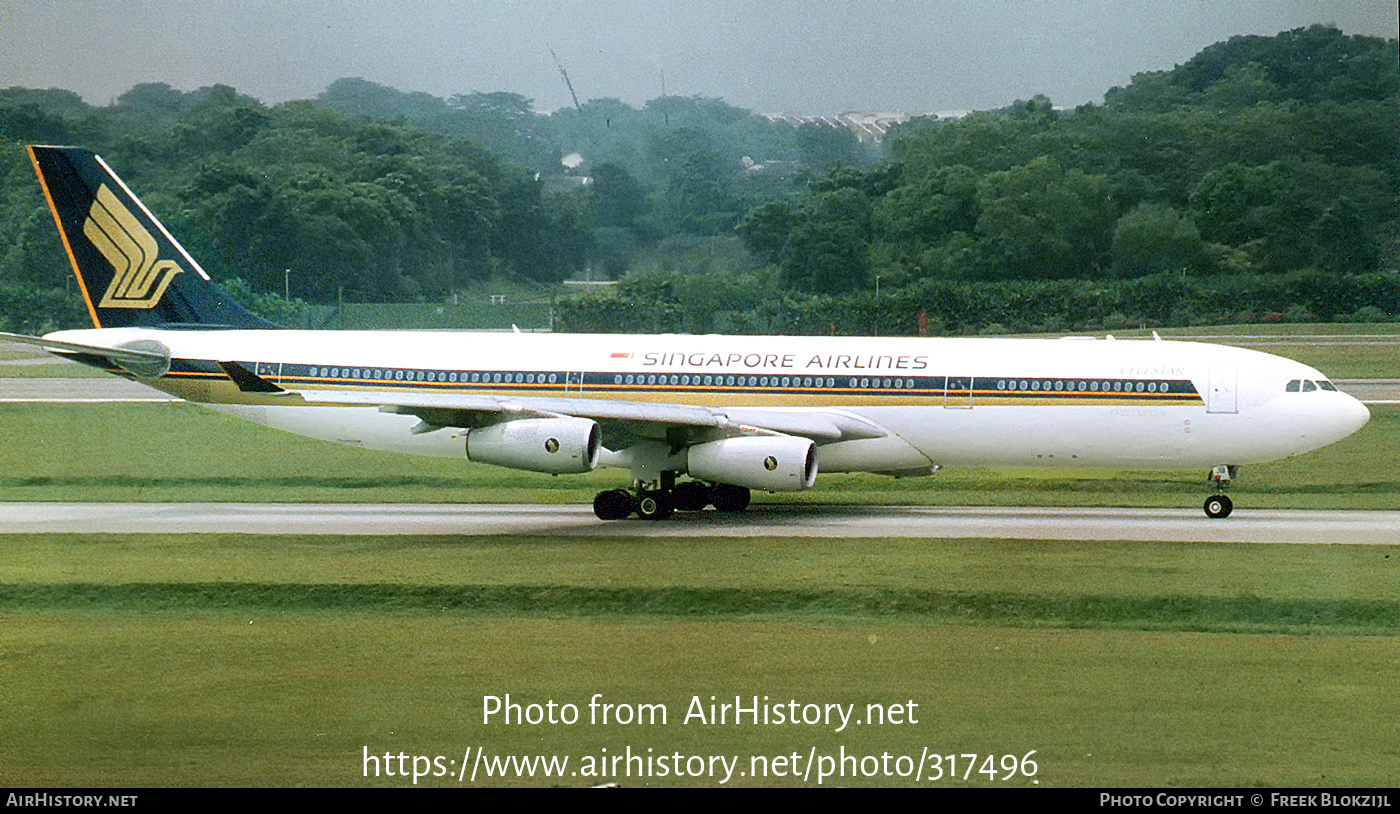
(0, 24, 1395, 335)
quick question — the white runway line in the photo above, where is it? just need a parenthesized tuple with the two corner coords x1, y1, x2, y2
(0, 378, 180, 402)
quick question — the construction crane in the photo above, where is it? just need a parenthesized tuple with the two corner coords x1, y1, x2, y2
(549, 47, 583, 115)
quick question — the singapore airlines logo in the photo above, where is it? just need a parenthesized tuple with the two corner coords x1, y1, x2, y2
(83, 184, 183, 309)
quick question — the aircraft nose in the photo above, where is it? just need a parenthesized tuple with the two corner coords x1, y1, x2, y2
(1326, 391, 1370, 442)
(1341, 392, 1371, 434)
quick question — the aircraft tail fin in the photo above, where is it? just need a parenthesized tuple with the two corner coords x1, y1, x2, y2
(27, 145, 278, 330)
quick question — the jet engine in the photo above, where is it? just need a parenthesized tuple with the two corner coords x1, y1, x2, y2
(467, 417, 601, 474)
(686, 435, 818, 492)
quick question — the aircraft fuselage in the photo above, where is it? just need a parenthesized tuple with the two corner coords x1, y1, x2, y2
(46, 327, 1371, 474)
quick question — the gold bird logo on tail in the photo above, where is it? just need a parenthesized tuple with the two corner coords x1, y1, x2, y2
(84, 184, 184, 308)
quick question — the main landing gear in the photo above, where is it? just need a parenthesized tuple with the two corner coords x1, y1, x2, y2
(1203, 465, 1238, 518)
(592, 481, 751, 521)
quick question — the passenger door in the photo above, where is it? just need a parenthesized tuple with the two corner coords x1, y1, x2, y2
(944, 374, 973, 409)
(1207, 365, 1238, 414)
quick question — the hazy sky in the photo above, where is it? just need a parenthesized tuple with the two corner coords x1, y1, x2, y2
(4, 1, 1397, 114)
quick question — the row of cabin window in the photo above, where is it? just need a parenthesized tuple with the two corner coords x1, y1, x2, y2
(306, 367, 561, 385)
(301, 367, 901, 389)
(995, 379, 1172, 394)
(298, 366, 1181, 396)
(613, 373, 920, 390)
(302, 368, 916, 389)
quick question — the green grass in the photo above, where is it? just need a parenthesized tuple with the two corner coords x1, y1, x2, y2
(1, 534, 1396, 786)
(1142, 323, 1400, 337)
(0, 345, 107, 377)
(1068, 324, 1400, 379)
(1, 534, 1393, 604)
(1260, 341, 1400, 380)
(7, 581, 1396, 634)
(1, 534, 1394, 634)
(1268, 347, 1399, 380)
(1, 615, 1394, 787)
(3, 401, 1398, 508)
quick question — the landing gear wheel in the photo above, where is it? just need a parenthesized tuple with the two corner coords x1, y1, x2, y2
(711, 484, 751, 513)
(636, 490, 674, 521)
(1203, 494, 1233, 519)
(593, 489, 636, 521)
(672, 481, 712, 511)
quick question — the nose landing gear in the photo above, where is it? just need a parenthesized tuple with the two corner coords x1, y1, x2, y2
(1203, 493, 1233, 519)
(1204, 465, 1238, 518)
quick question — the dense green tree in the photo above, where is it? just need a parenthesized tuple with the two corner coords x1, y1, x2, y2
(172, 84, 270, 155)
(1189, 163, 1280, 247)
(589, 162, 648, 228)
(318, 77, 443, 120)
(781, 187, 873, 294)
(1111, 203, 1204, 277)
(1101, 71, 1194, 112)
(0, 88, 100, 146)
(975, 158, 1116, 279)
(795, 122, 862, 173)
(647, 127, 738, 235)
(1315, 198, 1379, 274)
(735, 200, 798, 265)
(0, 24, 1395, 330)
(874, 164, 980, 264)
(112, 83, 190, 128)
(1172, 25, 1398, 104)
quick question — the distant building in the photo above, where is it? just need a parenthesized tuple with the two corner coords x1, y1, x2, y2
(760, 110, 970, 143)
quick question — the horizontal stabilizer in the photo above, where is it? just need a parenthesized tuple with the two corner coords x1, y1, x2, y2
(1, 330, 170, 378)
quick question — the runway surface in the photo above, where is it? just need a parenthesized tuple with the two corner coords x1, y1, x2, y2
(2, 502, 1396, 543)
(0, 377, 178, 402)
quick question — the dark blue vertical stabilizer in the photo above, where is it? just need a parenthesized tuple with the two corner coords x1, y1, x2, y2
(28, 145, 279, 330)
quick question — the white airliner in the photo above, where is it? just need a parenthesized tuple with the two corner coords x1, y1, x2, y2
(5, 146, 1371, 520)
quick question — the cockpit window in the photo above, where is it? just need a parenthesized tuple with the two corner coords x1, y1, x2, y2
(1287, 379, 1338, 393)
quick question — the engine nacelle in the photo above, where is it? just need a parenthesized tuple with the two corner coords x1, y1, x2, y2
(686, 435, 818, 492)
(466, 417, 601, 474)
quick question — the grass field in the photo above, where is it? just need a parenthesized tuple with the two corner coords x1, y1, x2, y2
(2, 401, 1399, 509)
(0, 344, 108, 377)
(1131, 324, 1400, 380)
(1, 326, 1396, 787)
(2, 534, 1396, 787)
(4, 616, 1395, 787)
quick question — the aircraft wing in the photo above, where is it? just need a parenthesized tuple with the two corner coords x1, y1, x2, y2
(290, 386, 887, 445)
(217, 362, 887, 444)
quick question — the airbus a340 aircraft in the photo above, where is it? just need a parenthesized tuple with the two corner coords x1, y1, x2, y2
(5, 146, 1372, 520)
